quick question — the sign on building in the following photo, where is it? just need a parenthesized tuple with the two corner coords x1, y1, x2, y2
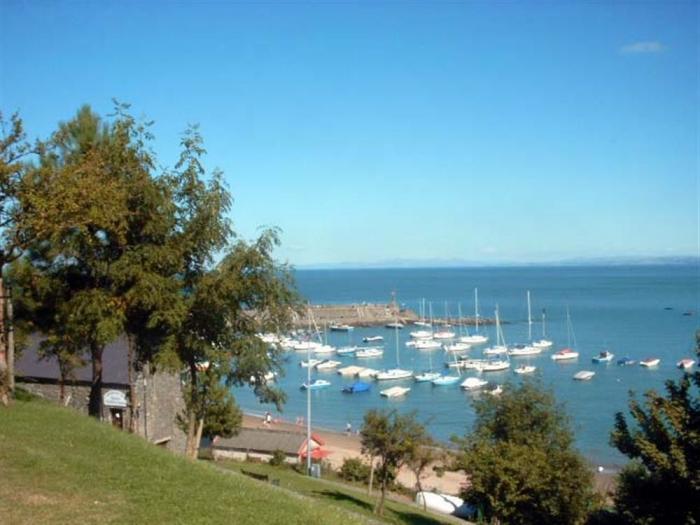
(103, 389, 128, 408)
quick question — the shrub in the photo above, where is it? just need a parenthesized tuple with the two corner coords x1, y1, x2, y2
(339, 457, 370, 483)
(269, 449, 287, 467)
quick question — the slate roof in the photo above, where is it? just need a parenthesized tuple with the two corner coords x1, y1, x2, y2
(16, 334, 130, 385)
(213, 428, 324, 456)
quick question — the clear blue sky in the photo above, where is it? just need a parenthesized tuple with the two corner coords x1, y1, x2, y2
(1, 1, 697, 267)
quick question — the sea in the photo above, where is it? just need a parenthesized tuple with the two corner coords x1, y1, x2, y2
(232, 264, 699, 467)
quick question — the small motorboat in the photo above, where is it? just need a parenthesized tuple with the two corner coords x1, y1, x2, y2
(342, 381, 370, 394)
(459, 334, 489, 345)
(355, 348, 384, 358)
(314, 344, 337, 354)
(444, 342, 471, 353)
(478, 359, 510, 372)
(431, 375, 461, 386)
(414, 340, 442, 350)
(514, 365, 536, 375)
(677, 358, 695, 370)
(330, 324, 354, 332)
(460, 377, 489, 390)
(485, 384, 503, 396)
(532, 339, 553, 349)
(380, 386, 410, 398)
(315, 359, 341, 370)
(640, 357, 660, 367)
(385, 322, 404, 329)
(363, 336, 384, 343)
(414, 371, 442, 382)
(375, 368, 414, 381)
(300, 359, 322, 368)
(573, 370, 595, 381)
(592, 351, 615, 363)
(551, 348, 579, 361)
(300, 379, 331, 390)
(336, 346, 359, 356)
(357, 368, 379, 378)
(483, 345, 508, 356)
(433, 331, 456, 340)
(410, 330, 433, 339)
(508, 344, 541, 357)
(617, 356, 636, 366)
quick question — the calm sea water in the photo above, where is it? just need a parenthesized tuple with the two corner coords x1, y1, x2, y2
(233, 265, 699, 466)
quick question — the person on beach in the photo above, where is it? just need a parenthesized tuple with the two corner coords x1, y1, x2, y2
(265, 412, 272, 426)
(346, 422, 352, 435)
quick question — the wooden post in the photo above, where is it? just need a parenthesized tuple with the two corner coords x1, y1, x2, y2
(7, 287, 14, 393)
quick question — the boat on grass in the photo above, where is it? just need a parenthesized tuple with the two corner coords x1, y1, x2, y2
(380, 386, 410, 398)
(573, 370, 595, 381)
(300, 379, 331, 390)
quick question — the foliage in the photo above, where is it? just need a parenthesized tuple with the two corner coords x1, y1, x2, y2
(453, 379, 597, 525)
(339, 457, 371, 483)
(609, 337, 700, 525)
(269, 449, 287, 467)
(360, 409, 431, 516)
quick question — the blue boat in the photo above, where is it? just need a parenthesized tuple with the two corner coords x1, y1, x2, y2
(342, 381, 371, 394)
(617, 356, 636, 366)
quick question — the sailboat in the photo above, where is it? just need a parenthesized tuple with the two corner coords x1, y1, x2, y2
(413, 298, 432, 327)
(508, 291, 541, 357)
(459, 288, 489, 345)
(478, 307, 510, 372)
(375, 319, 413, 381)
(532, 300, 553, 349)
(552, 308, 579, 361)
(414, 344, 441, 382)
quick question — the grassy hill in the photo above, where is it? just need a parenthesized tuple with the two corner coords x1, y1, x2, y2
(0, 398, 455, 524)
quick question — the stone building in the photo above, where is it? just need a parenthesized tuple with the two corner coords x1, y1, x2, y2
(15, 335, 187, 454)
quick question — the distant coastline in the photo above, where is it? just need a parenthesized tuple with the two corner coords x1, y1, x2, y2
(295, 256, 699, 271)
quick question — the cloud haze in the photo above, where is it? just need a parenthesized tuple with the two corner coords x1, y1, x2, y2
(620, 41, 666, 54)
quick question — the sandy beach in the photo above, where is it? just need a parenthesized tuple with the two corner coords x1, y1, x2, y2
(242, 413, 617, 499)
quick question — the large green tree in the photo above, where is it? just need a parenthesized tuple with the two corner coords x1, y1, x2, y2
(453, 379, 597, 525)
(610, 334, 700, 525)
(165, 126, 299, 459)
(360, 409, 431, 516)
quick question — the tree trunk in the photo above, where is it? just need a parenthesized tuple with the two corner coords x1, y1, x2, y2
(0, 276, 7, 406)
(184, 359, 198, 459)
(193, 417, 205, 459)
(127, 333, 137, 433)
(375, 477, 387, 516)
(88, 343, 104, 419)
(368, 458, 375, 496)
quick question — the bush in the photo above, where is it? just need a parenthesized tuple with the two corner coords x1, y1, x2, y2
(339, 457, 370, 483)
(269, 449, 287, 467)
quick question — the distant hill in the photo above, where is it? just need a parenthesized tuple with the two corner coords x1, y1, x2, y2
(0, 399, 369, 525)
(297, 255, 699, 270)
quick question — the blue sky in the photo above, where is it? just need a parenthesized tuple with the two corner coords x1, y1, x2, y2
(1, 1, 697, 267)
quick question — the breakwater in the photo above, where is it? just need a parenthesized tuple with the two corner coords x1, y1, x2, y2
(291, 303, 496, 328)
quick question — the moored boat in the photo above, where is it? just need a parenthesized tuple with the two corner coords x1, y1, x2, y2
(592, 351, 614, 363)
(380, 386, 410, 398)
(478, 359, 510, 372)
(460, 377, 488, 390)
(300, 379, 331, 390)
(410, 330, 433, 340)
(355, 348, 384, 358)
(363, 336, 384, 343)
(573, 370, 595, 381)
(551, 348, 579, 361)
(342, 381, 370, 394)
(315, 359, 341, 370)
(375, 368, 413, 380)
(617, 356, 636, 366)
(414, 339, 442, 350)
(508, 344, 541, 357)
(385, 322, 404, 329)
(640, 357, 660, 367)
(329, 324, 354, 332)
(444, 342, 471, 353)
(513, 364, 536, 375)
(431, 374, 461, 386)
(300, 359, 322, 368)
(677, 358, 695, 370)
(414, 371, 442, 382)
(433, 330, 456, 340)
(336, 346, 359, 356)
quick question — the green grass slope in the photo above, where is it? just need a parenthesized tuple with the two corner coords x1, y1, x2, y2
(0, 400, 374, 525)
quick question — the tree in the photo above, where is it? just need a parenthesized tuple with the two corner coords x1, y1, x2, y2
(453, 379, 597, 525)
(407, 438, 438, 510)
(610, 333, 700, 525)
(167, 127, 299, 459)
(360, 409, 431, 516)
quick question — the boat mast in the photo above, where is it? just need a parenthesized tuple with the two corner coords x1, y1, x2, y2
(527, 290, 532, 342)
(306, 339, 311, 474)
(474, 288, 480, 334)
(542, 309, 547, 338)
(457, 302, 463, 337)
(395, 317, 400, 368)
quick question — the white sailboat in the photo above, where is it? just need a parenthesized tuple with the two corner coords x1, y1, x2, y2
(459, 288, 489, 344)
(508, 291, 540, 356)
(532, 300, 553, 349)
(375, 320, 413, 381)
(482, 306, 508, 357)
(552, 308, 579, 361)
(414, 345, 441, 382)
(479, 307, 510, 372)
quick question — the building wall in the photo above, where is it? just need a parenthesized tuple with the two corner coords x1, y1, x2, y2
(17, 369, 187, 455)
(212, 448, 298, 464)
